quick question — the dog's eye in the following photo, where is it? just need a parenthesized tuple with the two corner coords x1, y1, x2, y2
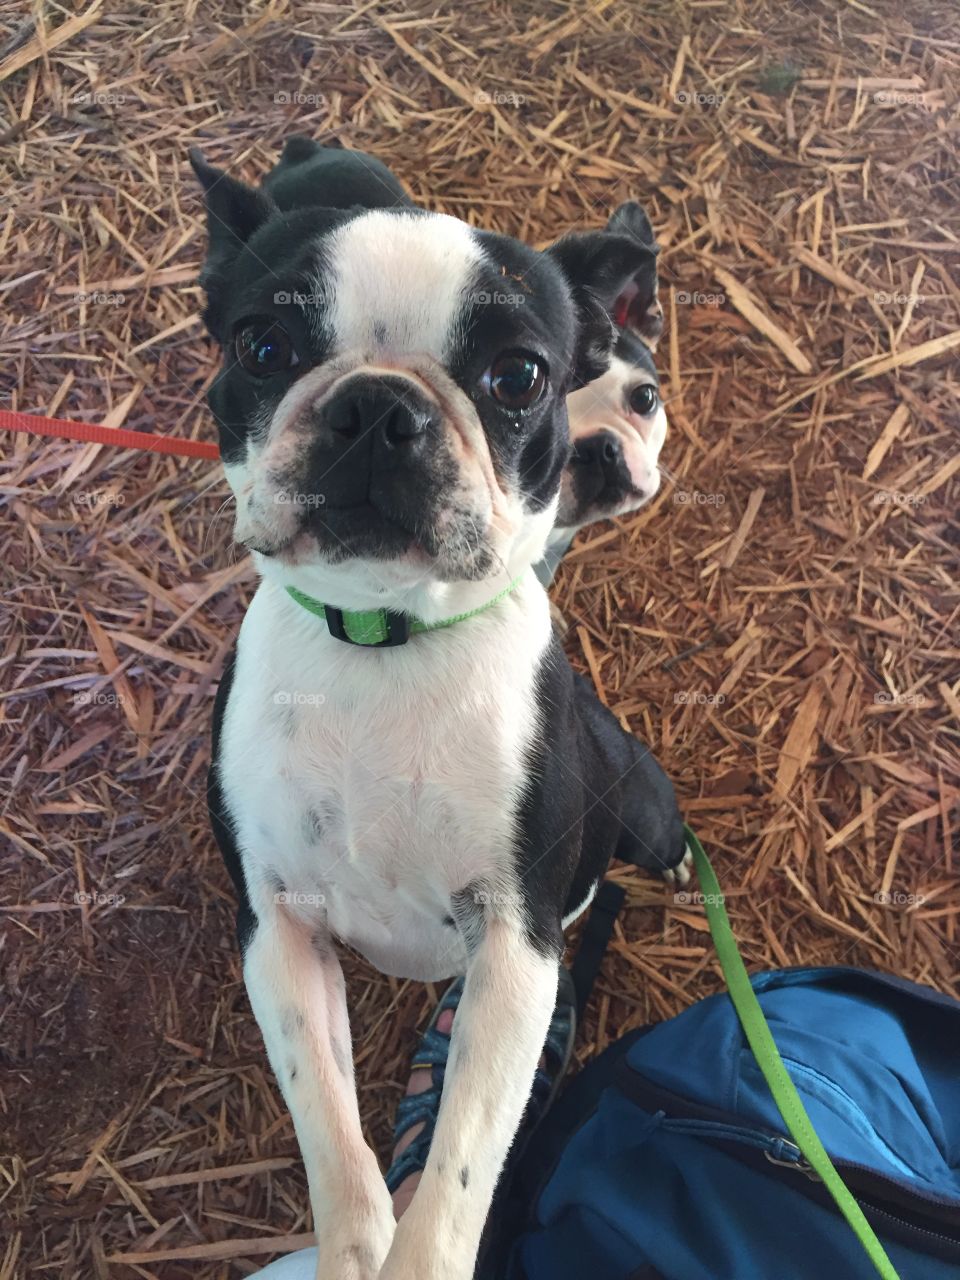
(486, 351, 546, 410)
(234, 318, 300, 377)
(628, 384, 658, 417)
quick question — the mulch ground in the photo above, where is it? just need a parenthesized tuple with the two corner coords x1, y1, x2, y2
(1, 1, 958, 1276)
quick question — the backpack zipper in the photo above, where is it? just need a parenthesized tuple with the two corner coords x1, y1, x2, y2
(619, 1064, 960, 1251)
(657, 1117, 810, 1168)
(763, 1146, 821, 1181)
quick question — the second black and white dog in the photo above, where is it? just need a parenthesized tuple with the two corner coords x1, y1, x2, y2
(194, 136, 686, 1280)
(544, 201, 668, 573)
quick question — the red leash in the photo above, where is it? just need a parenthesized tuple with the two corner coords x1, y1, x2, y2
(0, 408, 220, 461)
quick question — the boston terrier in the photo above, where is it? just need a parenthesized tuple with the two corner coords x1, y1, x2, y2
(192, 136, 687, 1280)
(542, 202, 666, 578)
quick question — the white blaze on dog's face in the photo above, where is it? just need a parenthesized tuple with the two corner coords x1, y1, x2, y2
(190, 151, 664, 606)
(213, 210, 568, 591)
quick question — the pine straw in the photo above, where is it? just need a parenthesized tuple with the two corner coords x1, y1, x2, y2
(1, 0, 959, 1276)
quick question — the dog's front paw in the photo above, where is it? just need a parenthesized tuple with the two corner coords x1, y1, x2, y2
(662, 845, 694, 889)
(377, 1212, 472, 1280)
(313, 1189, 395, 1280)
(378, 1253, 465, 1280)
(314, 1233, 389, 1280)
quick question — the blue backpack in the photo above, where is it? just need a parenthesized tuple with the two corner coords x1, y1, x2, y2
(483, 889, 960, 1279)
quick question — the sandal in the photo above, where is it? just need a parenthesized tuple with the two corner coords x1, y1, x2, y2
(385, 965, 578, 1194)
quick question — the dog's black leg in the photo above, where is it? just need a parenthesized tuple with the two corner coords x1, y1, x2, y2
(570, 672, 687, 881)
(614, 734, 687, 877)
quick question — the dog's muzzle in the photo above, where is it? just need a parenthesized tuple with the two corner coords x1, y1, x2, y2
(275, 371, 464, 561)
(572, 429, 639, 507)
(305, 374, 442, 506)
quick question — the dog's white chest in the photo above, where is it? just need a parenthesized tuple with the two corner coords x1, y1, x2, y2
(219, 582, 549, 980)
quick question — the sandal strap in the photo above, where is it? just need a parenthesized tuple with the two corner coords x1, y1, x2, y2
(392, 1087, 442, 1139)
(386, 978, 465, 1190)
(386, 1129, 435, 1193)
(385, 969, 577, 1193)
(408, 1023, 456, 1074)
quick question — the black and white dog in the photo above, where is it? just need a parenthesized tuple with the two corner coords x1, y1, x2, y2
(193, 137, 686, 1280)
(546, 202, 667, 568)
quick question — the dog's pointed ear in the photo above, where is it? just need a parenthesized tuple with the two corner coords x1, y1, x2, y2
(189, 147, 276, 252)
(606, 200, 656, 247)
(545, 225, 658, 384)
(604, 201, 662, 349)
(189, 147, 277, 339)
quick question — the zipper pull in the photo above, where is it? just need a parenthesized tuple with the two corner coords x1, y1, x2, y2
(765, 1142, 822, 1182)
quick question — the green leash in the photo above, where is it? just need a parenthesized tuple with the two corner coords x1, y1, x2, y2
(685, 826, 900, 1280)
(285, 574, 525, 647)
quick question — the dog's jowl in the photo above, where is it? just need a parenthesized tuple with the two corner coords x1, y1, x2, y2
(196, 137, 686, 1280)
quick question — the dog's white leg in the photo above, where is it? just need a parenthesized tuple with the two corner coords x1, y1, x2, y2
(380, 916, 559, 1280)
(243, 901, 394, 1280)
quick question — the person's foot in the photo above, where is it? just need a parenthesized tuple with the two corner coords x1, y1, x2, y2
(386, 969, 577, 1220)
(390, 1002, 456, 1217)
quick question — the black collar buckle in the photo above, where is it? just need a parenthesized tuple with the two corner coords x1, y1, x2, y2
(322, 606, 411, 647)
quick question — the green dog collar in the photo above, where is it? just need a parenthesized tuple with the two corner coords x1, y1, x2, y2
(285, 574, 526, 647)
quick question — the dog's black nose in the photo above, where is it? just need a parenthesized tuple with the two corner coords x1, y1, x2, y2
(321, 378, 436, 451)
(303, 375, 444, 519)
(574, 429, 623, 480)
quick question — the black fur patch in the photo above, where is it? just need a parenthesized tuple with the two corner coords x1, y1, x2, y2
(207, 650, 257, 954)
(509, 635, 686, 956)
(450, 885, 486, 956)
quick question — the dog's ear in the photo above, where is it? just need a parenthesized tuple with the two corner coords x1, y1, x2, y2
(603, 201, 662, 350)
(545, 221, 661, 384)
(606, 200, 656, 247)
(189, 148, 277, 340)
